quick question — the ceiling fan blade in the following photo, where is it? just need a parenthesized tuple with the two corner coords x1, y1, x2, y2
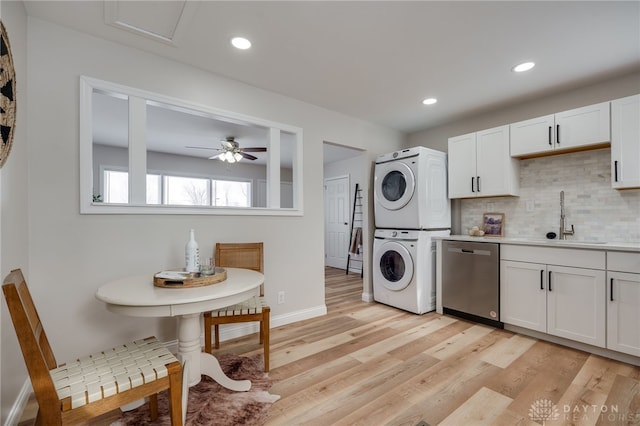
(241, 147, 267, 152)
(240, 152, 258, 161)
(185, 145, 222, 151)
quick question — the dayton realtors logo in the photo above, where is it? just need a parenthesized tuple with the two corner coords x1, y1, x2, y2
(529, 399, 636, 423)
(529, 399, 559, 424)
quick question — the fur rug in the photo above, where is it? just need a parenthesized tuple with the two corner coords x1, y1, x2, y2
(114, 354, 279, 426)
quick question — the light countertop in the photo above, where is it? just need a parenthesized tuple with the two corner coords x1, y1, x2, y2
(433, 235, 640, 253)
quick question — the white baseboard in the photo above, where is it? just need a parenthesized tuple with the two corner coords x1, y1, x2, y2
(215, 304, 327, 343)
(164, 304, 328, 352)
(4, 380, 33, 426)
(361, 292, 373, 302)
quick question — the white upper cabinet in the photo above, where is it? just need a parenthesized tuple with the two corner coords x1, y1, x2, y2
(510, 102, 610, 158)
(448, 125, 519, 199)
(448, 132, 477, 198)
(509, 114, 555, 157)
(611, 94, 640, 189)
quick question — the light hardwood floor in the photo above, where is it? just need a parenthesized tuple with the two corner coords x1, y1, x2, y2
(19, 267, 640, 425)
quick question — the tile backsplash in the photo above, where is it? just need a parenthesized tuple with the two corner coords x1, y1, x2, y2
(461, 148, 640, 242)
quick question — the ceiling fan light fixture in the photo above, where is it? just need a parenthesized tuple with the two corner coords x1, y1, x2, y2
(231, 37, 251, 50)
(189, 136, 262, 162)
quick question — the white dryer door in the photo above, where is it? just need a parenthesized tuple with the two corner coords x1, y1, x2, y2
(374, 241, 414, 291)
(374, 161, 416, 211)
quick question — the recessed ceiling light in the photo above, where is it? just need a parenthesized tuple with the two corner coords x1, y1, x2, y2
(231, 37, 251, 50)
(422, 98, 438, 105)
(512, 61, 535, 73)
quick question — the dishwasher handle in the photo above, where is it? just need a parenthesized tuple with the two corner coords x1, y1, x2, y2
(447, 247, 493, 256)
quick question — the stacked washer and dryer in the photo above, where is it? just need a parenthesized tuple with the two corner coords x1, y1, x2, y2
(373, 146, 451, 314)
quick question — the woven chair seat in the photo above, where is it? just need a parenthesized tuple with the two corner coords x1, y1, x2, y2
(50, 337, 179, 409)
(209, 296, 267, 318)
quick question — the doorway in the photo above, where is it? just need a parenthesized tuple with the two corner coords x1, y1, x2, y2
(324, 175, 350, 269)
(322, 142, 367, 276)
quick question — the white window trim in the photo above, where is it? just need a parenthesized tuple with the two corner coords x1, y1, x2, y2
(80, 76, 303, 216)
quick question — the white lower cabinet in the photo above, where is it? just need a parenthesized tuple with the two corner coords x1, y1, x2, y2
(501, 260, 606, 347)
(546, 265, 605, 347)
(606, 252, 640, 356)
(501, 260, 547, 333)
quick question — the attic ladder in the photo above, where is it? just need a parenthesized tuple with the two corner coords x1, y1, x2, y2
(346, 183, 364, 277)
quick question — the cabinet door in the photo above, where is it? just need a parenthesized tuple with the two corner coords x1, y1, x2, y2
(476, 125, 518, 197)
(510, 114, 555, 157)
(547, 265, 606, 348)
(555, 101, 610, 151)
(611, 94, 640, 189)
(501, 260, 546, 332)
(607, 271, 640, 356)
(447, 132, 477, 198)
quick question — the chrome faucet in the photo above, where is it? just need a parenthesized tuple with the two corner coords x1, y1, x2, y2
(559, 190, 575, 240)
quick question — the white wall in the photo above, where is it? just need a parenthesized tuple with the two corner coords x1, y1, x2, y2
(0, 0, 30, 423)
(408, 72, 640, 235)
(0, 16, 405, 420)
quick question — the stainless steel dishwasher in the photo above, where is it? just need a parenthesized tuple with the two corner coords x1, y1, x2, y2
(442, 240, 502, 327)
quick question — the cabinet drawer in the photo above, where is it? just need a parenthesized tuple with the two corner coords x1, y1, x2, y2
(501, 244, 605, 269)
(608, 251, 640, 274)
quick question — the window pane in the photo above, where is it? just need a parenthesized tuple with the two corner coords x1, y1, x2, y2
(146, 174, 161, 204)
(281, 131, 295, 208)
(213, 180, 251, 207)
(93, 91, 129, 203)
(164, 176, 210, 205)
(103, 170, 129, 203)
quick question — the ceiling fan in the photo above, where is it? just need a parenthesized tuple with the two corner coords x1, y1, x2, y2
(186, 137, 267, 163)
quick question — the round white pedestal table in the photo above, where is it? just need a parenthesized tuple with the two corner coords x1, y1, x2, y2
(95, 267, 263, 392)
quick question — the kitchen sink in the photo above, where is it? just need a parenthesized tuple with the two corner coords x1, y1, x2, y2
(550, 240, 607, 244)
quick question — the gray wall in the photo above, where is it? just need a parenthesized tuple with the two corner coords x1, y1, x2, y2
(0, 15, 405, 422)
(0, 1, 30, 422)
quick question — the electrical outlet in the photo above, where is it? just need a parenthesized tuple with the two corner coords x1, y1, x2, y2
(525, 200, 535, 212)
(277, 291, 285, 304)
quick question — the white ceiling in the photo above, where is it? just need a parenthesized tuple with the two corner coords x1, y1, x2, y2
(24, 1, 640, 155)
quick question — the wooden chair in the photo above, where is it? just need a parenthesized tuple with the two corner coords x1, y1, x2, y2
(2, 269, 183, 426)
(203, 242, 270, 372)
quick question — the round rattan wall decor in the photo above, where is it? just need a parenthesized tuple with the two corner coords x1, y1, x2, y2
(0, 21, 16, 169)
